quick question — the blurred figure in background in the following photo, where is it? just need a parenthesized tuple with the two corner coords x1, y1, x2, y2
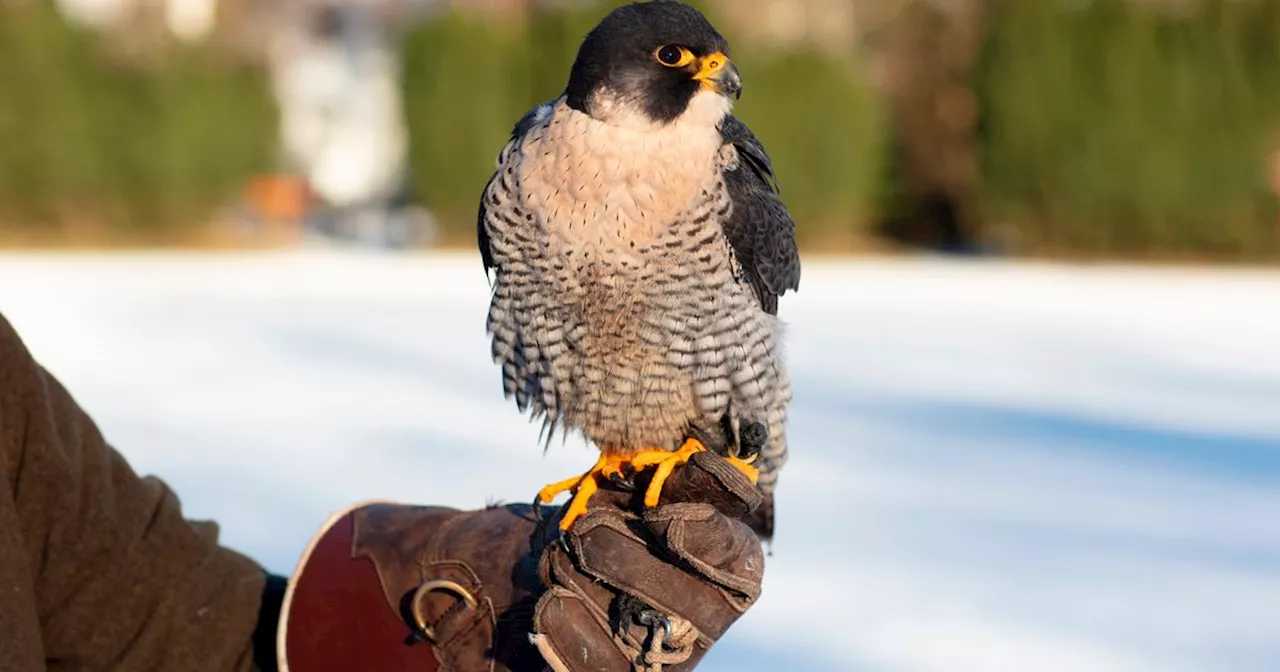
(266, 0, 436, 249)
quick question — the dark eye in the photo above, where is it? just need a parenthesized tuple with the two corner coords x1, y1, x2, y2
(655, 44, 687, 67)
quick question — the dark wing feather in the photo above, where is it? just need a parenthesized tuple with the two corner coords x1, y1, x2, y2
(478, 101, 554, 279)
(718, 115, 801, 315)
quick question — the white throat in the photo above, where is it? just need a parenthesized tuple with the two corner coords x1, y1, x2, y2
(514, 92, 731, 246)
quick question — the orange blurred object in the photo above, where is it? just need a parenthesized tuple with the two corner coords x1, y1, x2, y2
(243, 174, 315, 224)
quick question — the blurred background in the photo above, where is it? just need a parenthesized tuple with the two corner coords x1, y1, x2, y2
(4, 0, 1279, 256)
(2, 0, 1279, 670)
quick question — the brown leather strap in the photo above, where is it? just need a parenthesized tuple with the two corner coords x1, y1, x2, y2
(350, 505, 498, 672)
(351, 503, 547, 672)
(277, 503, 440, 672)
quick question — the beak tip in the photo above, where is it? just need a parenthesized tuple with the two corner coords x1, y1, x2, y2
(726, 63, 743, 100)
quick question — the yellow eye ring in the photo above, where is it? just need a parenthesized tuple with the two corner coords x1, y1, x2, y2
(654, 44, 695, 68)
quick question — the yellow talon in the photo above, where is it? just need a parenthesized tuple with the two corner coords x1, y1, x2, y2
(727, 455, 760, 484)
(538, 453, 628, 530)
(536, 472, 590, 506)
(556, 472, 598, 529)
(635, 440, 761, 501)
(637, 439, 704, 506)
(538, 438, 763, 530)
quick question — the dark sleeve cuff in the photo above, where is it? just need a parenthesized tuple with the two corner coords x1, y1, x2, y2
(254, 573, 289, 672)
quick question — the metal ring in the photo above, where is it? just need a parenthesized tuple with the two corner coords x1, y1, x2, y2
(638, 610, 673, 650)
(410, 579, 478, 642)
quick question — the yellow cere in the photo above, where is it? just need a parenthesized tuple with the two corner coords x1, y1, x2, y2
(694, 51, 730, 85)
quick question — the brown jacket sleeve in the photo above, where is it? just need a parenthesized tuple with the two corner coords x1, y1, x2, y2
(0, 313, 270, 671)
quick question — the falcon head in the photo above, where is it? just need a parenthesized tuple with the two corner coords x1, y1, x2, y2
(565, 1, 742, 129)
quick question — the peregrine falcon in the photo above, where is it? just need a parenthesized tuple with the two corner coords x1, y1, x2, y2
(478, 0, 799, 535)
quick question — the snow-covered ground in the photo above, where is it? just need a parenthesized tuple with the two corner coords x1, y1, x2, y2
(1, 250, 1278, 672)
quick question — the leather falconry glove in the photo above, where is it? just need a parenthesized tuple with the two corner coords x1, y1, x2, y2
(277, 450, 766, 672)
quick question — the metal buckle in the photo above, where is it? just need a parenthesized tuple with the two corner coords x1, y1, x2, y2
(409, 579, 478, 643)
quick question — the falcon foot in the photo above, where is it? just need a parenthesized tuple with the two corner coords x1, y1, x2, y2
(539, 439, 760, 531)
(537, 453, 630, 531)
(630, 438, 760, 508)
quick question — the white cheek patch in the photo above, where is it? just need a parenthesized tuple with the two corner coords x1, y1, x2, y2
(678, 90, 733, 129)
(587, 89, 658, 131)
(587, 87, 733, 132)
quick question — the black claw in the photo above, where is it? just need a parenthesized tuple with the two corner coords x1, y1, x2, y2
(607, 470, 637, 492)
(531, 493, 545, 522)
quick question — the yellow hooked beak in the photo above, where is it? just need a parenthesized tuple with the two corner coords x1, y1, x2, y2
(691, 51, 742, 100)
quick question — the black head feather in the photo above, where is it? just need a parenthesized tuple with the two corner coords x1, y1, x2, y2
(565, 1, 731, 124)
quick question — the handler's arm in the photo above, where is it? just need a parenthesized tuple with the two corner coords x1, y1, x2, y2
(0, 313, 280, 671)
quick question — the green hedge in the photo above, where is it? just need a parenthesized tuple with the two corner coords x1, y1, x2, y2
(0, 0, 276, 235)
(11, 0, 1280, 260)
(0, 0, 886, 245)
(402, 2, 888, 246)
(978, 0, 1280, 258)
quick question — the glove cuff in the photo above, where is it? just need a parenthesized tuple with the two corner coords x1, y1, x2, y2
(276, 501, 445, 672)
(276, 501, 546, 672)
